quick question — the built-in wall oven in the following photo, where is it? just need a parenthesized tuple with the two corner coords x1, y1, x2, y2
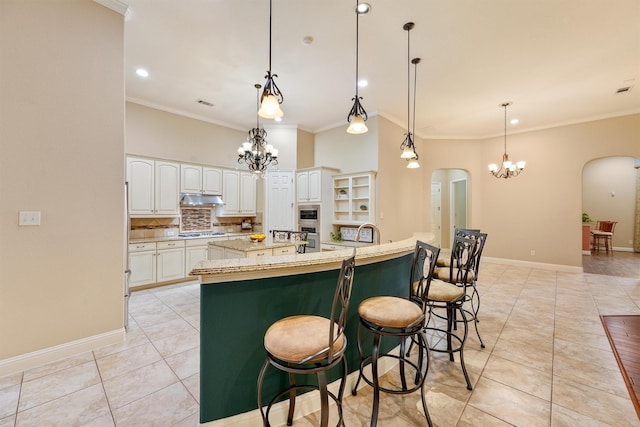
(298, 204, 320, 253)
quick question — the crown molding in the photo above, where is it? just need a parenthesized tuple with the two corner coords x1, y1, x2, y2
(93, 0, 128, 16)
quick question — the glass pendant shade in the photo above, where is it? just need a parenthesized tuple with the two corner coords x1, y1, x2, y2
(258, 94, 283, 119)
(347, 115, 368, 134)
(401, 145, 417, 159)
(407, 158, 420, 169)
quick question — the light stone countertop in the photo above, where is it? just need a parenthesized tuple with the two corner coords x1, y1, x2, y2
(129, 232, 248, 244)
(208, 239, 300, 252)
(193, 232, 435, 284)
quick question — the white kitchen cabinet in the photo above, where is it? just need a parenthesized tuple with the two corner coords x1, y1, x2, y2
(156, 240, 185, 282)
(186, 236, 228, 274)
(127, 156, 180, 216)
(128, 242, 157, 287)
(208, 246, 225, 260)
(333, 171, 376, 225)
(181, 164, 223, 195)
(240, 171, 256, 214)
(296, 167, 338, 203)
(217, 170, 256, 216)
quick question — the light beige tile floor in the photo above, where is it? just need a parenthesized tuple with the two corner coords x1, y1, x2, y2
(1, 261, 640, 426)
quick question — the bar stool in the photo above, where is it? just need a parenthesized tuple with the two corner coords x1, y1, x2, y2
(351, 241, 440, 426)
(257, 255, 356, 427)
(434, 228, 487, 348)
(426, 235, 477, 390)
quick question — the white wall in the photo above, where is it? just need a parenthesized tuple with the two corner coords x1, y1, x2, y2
(314, 116, 379, 173)
(0, 0, 125, 364)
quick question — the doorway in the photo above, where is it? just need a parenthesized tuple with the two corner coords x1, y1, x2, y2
(431, 169, 469, 249)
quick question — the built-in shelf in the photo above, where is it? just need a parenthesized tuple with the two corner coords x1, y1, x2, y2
(332, 171, 376, 226)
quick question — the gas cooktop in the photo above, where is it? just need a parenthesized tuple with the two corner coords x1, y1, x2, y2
(178, 232, 225, 238)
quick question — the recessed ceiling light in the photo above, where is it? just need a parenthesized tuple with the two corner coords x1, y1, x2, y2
(274, 117, 282, 122)
(135, 68, 149, 78)
(356, 2, 371, 14)
(510, 118, 519, 125)
(358, 79, 368, 88)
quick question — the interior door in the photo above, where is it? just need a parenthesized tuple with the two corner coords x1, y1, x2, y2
(450, 178, 468, 244)
(431, 182, 442, 247)
(265, 171, 294, 233)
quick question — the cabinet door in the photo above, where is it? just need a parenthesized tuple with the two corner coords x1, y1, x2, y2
(157, 248, 185, 282)
(203, 167, 222, 194)
(307, 169, 321, 202)
(127, 157, 155, 215)
(155, 161, 180, 215)
(240, 172, 256, 214)
(220, 170, 240, 214)
(181, 165, 202, 193)
(185, 246, 208, 276)
(208, 246, 225, 260)
(129, 251, 156, 287)
(296, 172, 309, 202)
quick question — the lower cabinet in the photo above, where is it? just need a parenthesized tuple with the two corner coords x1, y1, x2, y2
(156, 241, 185, 282)
(129, 243, 157, 287)
(128, 241, 185, 288)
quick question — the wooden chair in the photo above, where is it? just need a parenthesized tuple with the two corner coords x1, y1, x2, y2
(591, 221, 617, 254)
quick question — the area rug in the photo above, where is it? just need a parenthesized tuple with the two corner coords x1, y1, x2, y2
(601, 315, 640, 419)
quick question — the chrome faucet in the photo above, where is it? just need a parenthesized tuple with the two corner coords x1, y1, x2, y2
(355, 223, 381, 245)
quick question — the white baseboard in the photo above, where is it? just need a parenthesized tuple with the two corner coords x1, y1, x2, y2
(200, 347, 400, 427)
(483, 256, 583, 274)
(0, 328, 125, 377)
(612, 246, 634, 253)
(582, 250, 592, 255)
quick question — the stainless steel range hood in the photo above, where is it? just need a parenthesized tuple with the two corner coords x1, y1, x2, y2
(180, 193, 224, 206)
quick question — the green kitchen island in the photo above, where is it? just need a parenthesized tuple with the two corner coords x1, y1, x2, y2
(191, 232, 434, 426)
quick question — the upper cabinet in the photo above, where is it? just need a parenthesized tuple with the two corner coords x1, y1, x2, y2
(332, 171, 376, 225)
(217, 170, 256, 216)
(296, 167, 339, 203)
(180, 164, 222, 195)
(127, 157, 180, 216)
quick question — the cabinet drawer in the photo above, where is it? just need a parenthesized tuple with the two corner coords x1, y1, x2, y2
(157, 240, 185, 250)
(246, 249, 272, 258)
(129, 242, 156, 252)
(273, 246, 295, 256)
(322, 244, 348, 251)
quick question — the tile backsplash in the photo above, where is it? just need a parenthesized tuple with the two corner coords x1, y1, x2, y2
(129, 208, 262, 239)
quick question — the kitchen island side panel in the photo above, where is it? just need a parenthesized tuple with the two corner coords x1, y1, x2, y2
(199, 253, 412, 423)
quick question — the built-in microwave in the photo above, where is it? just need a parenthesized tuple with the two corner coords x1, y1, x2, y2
(298, 205, 320, 222)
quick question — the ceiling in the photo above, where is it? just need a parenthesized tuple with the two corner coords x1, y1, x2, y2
(123, 0, 640, 139)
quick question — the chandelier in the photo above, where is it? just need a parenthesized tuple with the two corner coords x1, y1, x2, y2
(399, 22, 420, 169)
(488, 102, 525, 179)
(258, 0, 284, 119)
(346, 1, 369, 134)
(237, 84, 278, 177)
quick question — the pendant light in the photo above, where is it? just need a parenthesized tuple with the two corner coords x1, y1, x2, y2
(258, 0, 284, 119)
(346, 1, 369, 134)
(488, 102, 526, 179)
(238, 84, 278, 177)
(399, 22, 420, 168)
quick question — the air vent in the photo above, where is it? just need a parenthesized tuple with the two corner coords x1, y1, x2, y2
(616, 86, 632, 94)
(197, 99, 214, 107)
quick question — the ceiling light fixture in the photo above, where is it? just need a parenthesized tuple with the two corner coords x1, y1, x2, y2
(399, 22, 420, 169)
(258, 0, 284, 120)
(346, 1, 368, 134)
(488, 102, 525, 179)
(135, 68, 149, 78)
(238, 84, 278, 177)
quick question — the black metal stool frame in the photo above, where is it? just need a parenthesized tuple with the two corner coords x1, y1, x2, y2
(257, 254, 356, 427)
(351, 241, 440, 427)
(424, 235, 477, 390)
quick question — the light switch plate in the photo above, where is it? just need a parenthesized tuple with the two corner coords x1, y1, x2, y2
(19, 211, 41, 226)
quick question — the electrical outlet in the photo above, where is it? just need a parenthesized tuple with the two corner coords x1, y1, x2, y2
(19, 211, 41, 226)
(530, 250, 536, 256)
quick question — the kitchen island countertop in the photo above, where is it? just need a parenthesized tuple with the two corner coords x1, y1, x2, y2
(208, 239, 299, 252)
